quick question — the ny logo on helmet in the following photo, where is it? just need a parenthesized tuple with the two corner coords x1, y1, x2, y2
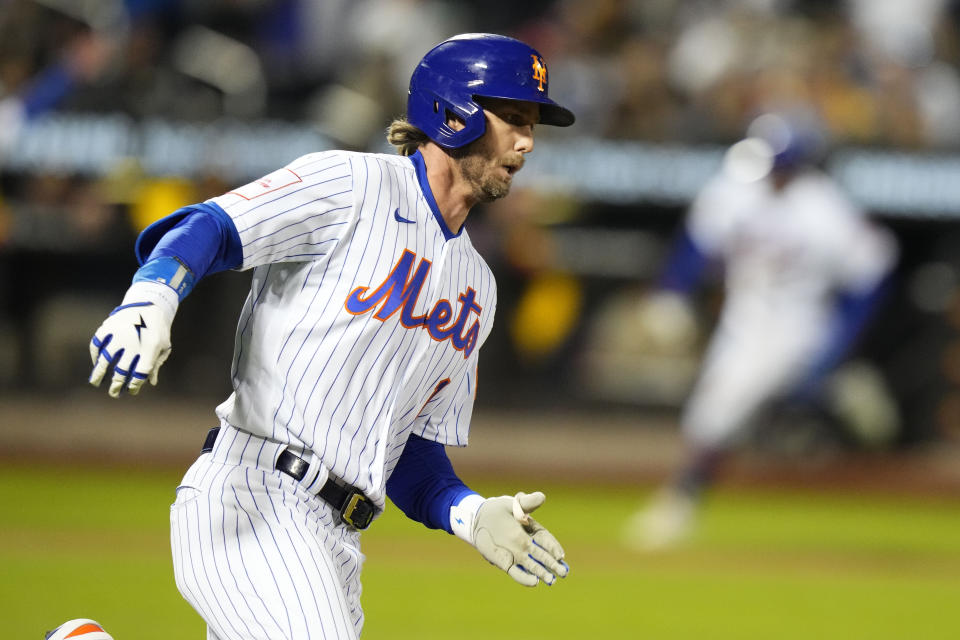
(531, 55, 547, 92)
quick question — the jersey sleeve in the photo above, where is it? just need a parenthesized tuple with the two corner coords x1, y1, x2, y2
(685, 175, 742, 259)
(207, 151, 357, 270)
(834, 217, 898, 294)
(804, 177, 898, 294)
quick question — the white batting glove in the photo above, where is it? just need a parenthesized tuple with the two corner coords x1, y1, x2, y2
(89, 281, 178, 398)
(451, 491, 569, 587)
(634, 291, 698, 354)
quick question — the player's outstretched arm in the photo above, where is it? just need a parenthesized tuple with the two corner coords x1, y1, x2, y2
(451, 491, 569, 586)
(387, 435, 569, 587)
(89, 204, 243, 398)
(89, 269, 180, 398)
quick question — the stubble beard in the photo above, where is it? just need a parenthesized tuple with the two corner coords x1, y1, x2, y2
(453, 138, 514, 203)
(461, 157, 511, 202)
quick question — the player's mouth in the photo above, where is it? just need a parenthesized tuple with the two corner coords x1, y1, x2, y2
(502, 160, 523, 178)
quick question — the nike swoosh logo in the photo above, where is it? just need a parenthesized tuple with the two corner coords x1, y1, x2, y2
(394, 208, 416, 224)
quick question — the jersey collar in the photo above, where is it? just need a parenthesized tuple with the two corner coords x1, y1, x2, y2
(409, 150, 461, 241)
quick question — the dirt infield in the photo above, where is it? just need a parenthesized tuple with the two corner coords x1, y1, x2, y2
(3, 392, 960, 497)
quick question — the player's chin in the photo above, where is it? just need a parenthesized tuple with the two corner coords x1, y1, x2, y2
(478, 176, 512, 202)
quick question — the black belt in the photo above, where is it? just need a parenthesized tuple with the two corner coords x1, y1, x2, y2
(201, 427, 375, 530)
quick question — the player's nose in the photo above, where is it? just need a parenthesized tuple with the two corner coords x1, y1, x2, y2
(515, 128, 534, 154)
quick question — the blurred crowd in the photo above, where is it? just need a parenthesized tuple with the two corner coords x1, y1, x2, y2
(1, 0, 959, 235)
(3, 0, 960, 148)
(0, 0, 958, 247)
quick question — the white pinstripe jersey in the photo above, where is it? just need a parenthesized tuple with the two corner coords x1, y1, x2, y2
(687, 168, 896, 328)
(206, 149, 496, 509)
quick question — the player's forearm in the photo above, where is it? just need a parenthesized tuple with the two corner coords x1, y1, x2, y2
(386, 434, 476, 533)
(387, 435, 568, 586)
(133, 202, 243, 300)
(658, 228, 710, 294)
(797, 274, 894, 396)
(822, 274, 893, 367)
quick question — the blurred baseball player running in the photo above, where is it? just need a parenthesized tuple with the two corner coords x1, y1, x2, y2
(89, 33, 574, 639)
(624, 111, 898, 550)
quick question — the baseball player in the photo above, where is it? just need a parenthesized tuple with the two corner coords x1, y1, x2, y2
(88, 33, 574, 639)
(623, 111, 899, 550)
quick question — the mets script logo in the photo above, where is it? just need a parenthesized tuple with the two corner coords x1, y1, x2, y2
(531, 55, 547, 92)
(345, 250, 482, 358)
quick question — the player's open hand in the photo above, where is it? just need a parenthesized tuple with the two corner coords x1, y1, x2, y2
(470, 491, 569, 587)
(89, 281, 178, 398)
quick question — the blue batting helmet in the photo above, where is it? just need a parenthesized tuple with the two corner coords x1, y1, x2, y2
(746, 110, 825, 171)
(407, 33, 575, 149)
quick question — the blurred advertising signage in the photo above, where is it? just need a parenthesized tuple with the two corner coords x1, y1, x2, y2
(4, 113, 960, 219)
(4, 113, 332, 182)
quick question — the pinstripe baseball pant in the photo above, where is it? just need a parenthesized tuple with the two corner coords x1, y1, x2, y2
(170, 425, 365, 639)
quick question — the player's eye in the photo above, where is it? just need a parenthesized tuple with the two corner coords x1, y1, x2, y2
(507, 114, 533, 129)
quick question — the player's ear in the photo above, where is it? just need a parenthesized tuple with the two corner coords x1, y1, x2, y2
(445, 110, 466, 132)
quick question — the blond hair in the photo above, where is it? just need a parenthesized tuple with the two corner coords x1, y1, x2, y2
(386, 118, 430, 156)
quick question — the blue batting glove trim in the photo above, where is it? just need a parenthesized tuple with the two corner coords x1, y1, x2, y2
(113, 368, 146, 381)
(109, 301, 154, 316)
(527, 553, 552, 572)
(92, 336, 147, 381)
(133, 257, 196, 300)
(105, 348, 123, 370)
(521, 557, 555, 585)
(125, 354, 143, 379)
(92, 337, 119, 365)
(113, 357, 146, 386)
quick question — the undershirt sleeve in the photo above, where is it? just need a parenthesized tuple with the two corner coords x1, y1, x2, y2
(386, 434, 477, 533)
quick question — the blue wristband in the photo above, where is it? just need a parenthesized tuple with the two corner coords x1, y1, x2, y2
(132, 256, 196, 300)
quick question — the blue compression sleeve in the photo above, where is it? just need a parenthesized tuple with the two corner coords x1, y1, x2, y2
(132, 202, 243, 299)
(794, 274, 893, 398)
(386, 435, 477, 534)
(657, 228, 710, 294)
(819, 275, 893, 371)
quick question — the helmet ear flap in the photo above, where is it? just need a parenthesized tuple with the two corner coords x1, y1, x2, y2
(410, 90, 486, 149)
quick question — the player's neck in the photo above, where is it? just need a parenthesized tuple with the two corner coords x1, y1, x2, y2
(419, 144, 475, 234)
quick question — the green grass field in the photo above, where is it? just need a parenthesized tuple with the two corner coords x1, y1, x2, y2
(4, 463, 960, 639)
